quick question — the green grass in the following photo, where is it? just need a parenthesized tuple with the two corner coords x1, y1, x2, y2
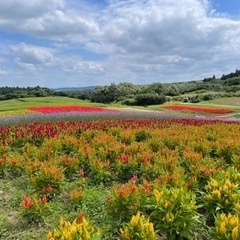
(0, 96, 240, 118)
(199, 97, 240, 117)
(0, 175, 112, 239)
(200, 97, 240, 107)
(0, 97, 105, 112)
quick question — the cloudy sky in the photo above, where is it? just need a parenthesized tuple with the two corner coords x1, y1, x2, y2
(0, 0, 240, 88)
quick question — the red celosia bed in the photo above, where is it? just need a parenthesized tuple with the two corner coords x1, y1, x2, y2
(163, 105, 234, 114)
(28, 106, 116, 114)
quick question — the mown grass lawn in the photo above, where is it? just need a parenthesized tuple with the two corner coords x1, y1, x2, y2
(0, 97, 105, 112)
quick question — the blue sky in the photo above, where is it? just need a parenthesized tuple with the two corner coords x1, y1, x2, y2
(213, 0, 240, 15)
(0, 0, 240, 88)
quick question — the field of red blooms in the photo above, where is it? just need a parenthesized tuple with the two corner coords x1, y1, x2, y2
(28, 105, 117, 114)
(163, 104, 234, 114)
(1, 117, 240, 239)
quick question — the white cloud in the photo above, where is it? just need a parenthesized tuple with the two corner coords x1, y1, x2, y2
(0, 0, 64, 19)
(59, 56, 104, 75)
(11, 43, 56, 69)
(0, 0, 240, 87)
(15, 61, 38, 72)
(0, 1, 99, 41)
(9, 43, 105, 76)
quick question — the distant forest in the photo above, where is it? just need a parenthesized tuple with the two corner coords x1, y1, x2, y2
(1, 69, 240, 106)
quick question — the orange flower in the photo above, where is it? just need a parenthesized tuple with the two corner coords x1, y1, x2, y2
(21, 196, 32, 208)
(76, 212, 84, 222)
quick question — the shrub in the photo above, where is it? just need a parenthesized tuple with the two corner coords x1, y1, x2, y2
(122, 98, 137, 106)
(148, 187, 200, 239)
(135, 130, 151, 142)
(29, 163, 64, 198)
(106, 177, 148, 223)
(69, 187, 83, 207)
(203, 94, 214, 101)
(20, 194, 49, 223)
(203, 168, 240, 215)
(212, 213, 240, 240)
(134, 93, 166, 106)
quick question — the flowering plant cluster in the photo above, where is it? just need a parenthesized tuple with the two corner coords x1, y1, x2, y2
(148, 187, 200, 239)
(203, 166, 240, 230)
(20, 193, 49, 223)
(106, 176, 150, 222)
(47, 214, 101, 240)
(28, 105, 117, 114)
(0, 118, 240, 239)
(163, 104, 234, 114)
(120, 212, 157, 240)
(212, 213, 240, 240)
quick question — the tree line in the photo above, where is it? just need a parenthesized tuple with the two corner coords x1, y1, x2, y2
(1, 69, 240, 105)
(0, 86, 54, 101)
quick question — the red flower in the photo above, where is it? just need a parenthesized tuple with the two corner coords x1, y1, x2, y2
(118, 189, 126, 196)
(163, 104, 233, 114)
(76, 212, 84, 222)
(21, 196, 32, 208)
(28, 105, 117, 114)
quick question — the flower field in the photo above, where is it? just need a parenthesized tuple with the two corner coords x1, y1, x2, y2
(163, 104, 234, 114)
(28, 106, 117, 114)
(0, 117, 240, 239)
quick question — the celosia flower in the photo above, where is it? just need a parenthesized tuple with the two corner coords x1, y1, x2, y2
(21, 196, 32, 208)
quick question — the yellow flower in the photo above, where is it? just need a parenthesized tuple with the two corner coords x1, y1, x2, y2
(235, 203, 240, 211)
(232, 227, 239, 240)
(164, 201, 171, 209)
(219, 222, 227, 235)
(230, 216, 239, 227)
(59, 218, 65, 227)
(165, 213, 170, 222)
(46, 232, 53, 239)
(225, 179, 233, 189)
(120, 228, 130, 239)
(130, 212, 140, 226)
(154, 189, 163, 204)
(210, 179, 219, 188)
(212, 190, 221, 199)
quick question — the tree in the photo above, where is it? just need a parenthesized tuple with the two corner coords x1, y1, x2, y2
(135, 93, 166, 106)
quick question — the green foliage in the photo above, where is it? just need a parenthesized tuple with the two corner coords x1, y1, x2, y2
(148, 187, 201, 239)
(1, 68, 240, 107)
(221, 69, 240, 80)
(0, 86, 53, 101)
(90, 83, 140, 103)
(122, 98, 136, 106)
(134, 130, 152, 142)
(134, 93, 166, 106)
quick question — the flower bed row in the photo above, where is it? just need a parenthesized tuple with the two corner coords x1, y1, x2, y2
(28, 105, 117, 114)
(163, 104, 234, 114)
